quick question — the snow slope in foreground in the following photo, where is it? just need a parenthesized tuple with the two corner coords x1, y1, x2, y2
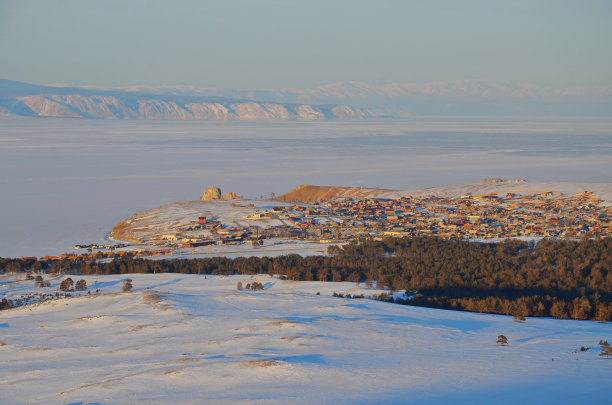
(1, 273, 610, 404)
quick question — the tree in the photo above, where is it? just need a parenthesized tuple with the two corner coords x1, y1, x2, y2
(31, 261, 42, 272)
(75, 279, 87, 291)
(1, 298, 12, 310)
(35, 275, 44, 287)
(600, 342, 612, 359)
(6, 262, 20, 273)
(550, 301, 568, 319)
(60, 277, 74, 291)
(123, 279, 133, 292)
(497, 334, 508, 346)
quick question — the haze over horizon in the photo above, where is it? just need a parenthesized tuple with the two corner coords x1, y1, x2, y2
(1, 0, 610, 92)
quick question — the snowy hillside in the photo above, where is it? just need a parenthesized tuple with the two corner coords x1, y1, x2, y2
(1, 273, 610, 404)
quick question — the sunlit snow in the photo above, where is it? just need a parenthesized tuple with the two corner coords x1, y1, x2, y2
(1, 273, 610, 404)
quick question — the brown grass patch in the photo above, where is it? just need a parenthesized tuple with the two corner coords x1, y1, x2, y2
(275, 184, 397, 204)
(242, 359, 282, 368)
(141, 292, 163, 305)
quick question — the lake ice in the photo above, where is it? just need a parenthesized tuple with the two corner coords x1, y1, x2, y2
(0, 118, 610, 257)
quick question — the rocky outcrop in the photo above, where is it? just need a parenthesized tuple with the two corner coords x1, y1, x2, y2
(200, 186, 242, 201)
(200, 186, 222, 201)
(222, 191, 241, 200)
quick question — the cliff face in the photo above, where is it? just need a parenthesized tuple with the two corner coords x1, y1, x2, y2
(1, 79, 373, 120)
(14, 94, 369, 120)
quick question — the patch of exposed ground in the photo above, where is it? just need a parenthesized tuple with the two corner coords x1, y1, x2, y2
(276, 182, 612, 205)
(241, 359, 283, 368)
(274, 184, 400, 204)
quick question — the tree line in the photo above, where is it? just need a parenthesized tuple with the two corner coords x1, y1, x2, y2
(1, 237, 610, 320)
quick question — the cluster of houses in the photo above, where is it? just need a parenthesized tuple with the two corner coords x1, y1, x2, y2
(286, 190, 610, 241)
(150, 190, 610, 250)
(50, 189, 609, 262)
(240, 190, 608, 242)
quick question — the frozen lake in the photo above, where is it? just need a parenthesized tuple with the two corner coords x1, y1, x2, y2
(1, 118, 611, 257)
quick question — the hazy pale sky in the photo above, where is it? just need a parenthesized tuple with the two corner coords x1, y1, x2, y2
(0, 0, 610, 89)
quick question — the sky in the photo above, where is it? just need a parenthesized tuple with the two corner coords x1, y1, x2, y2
(0, 0, 611, 90)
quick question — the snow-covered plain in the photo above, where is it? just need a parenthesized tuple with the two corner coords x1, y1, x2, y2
(1, 273, 610, 404)
(1, 118, 611, 257)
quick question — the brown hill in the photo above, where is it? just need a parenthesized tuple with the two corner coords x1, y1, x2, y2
(275, 182, 612, 206)
(274, 184, 401, 204)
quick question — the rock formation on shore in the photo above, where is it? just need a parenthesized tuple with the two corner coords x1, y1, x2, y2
(200, 186, 242, 201)
(222, 191, 241, 200)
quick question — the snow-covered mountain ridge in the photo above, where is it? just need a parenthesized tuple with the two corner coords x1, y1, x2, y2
(4, 78, 611, 118)
(0, 79, 372, 120)
(119, 79, 612, 117)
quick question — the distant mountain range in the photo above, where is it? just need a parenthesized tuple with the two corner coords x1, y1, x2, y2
(1, 78, 611, 119)
(0, 79, 373, 120)
(120, 80, 612, 117)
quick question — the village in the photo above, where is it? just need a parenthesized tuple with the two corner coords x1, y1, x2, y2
(237, 189, 611, 243)
(26, 188, 607, 264)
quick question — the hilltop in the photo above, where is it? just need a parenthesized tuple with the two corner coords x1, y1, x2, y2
(274, 184, 401, 204)
(276, 181, 612, 206)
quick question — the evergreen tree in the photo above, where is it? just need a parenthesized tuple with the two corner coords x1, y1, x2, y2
(75, 279, 87, 291)
(497, 335, 508, 346)
(600, 342, 612, 359)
